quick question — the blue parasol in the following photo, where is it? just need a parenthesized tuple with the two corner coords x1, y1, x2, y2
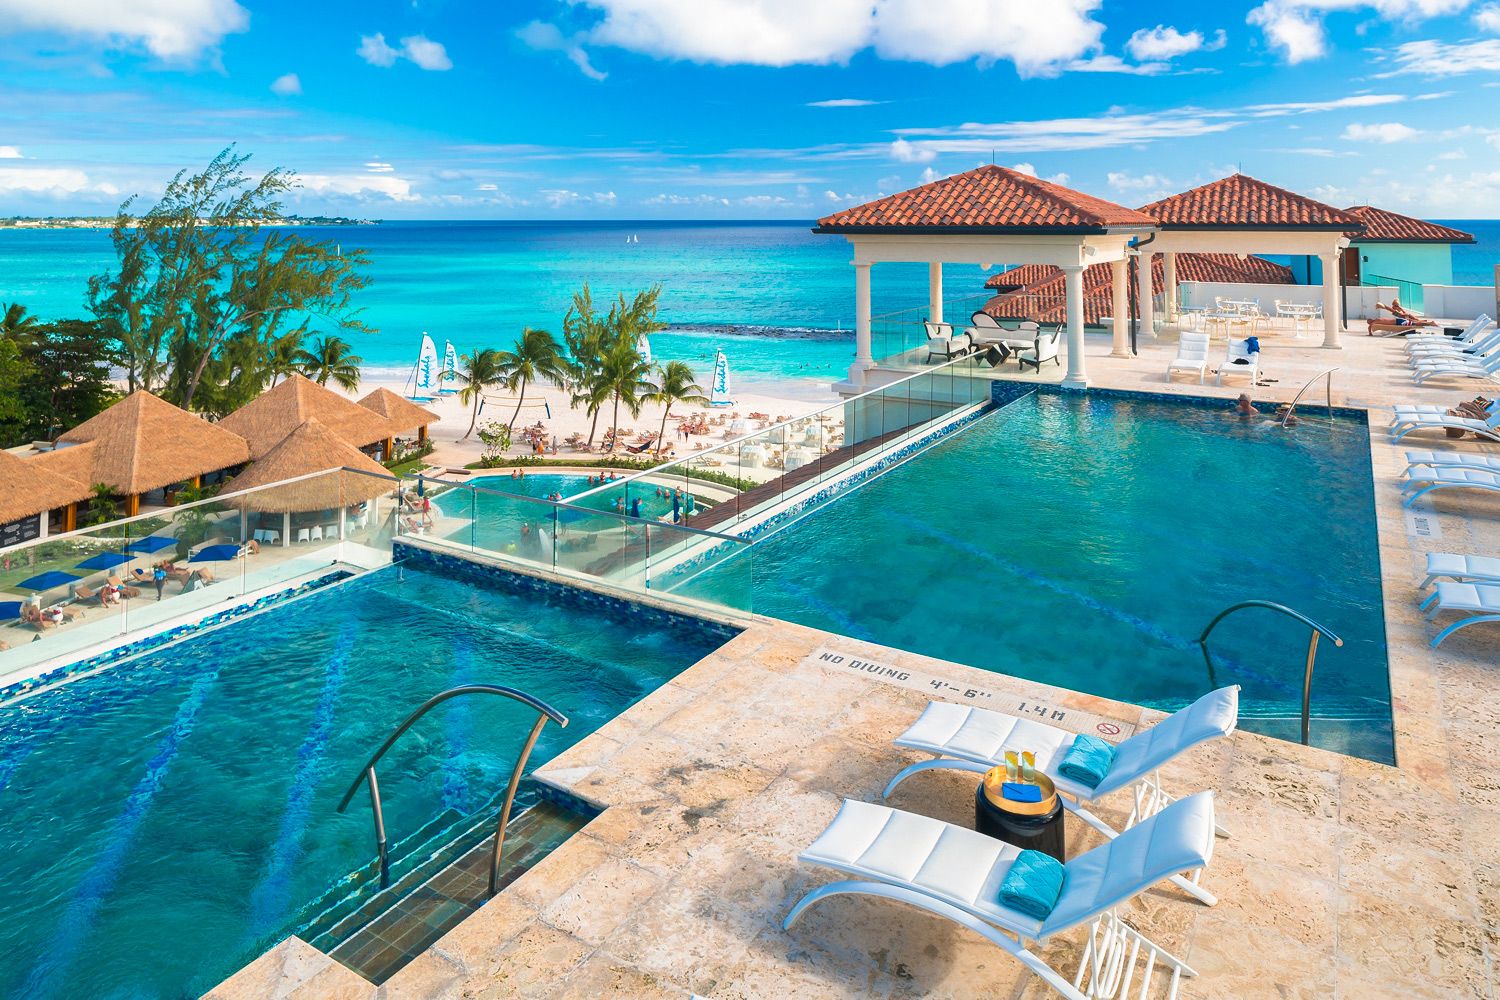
(126, 536, 178, 554)
(77, 552, 133, 571)
(416, 475, 425, 498)
(190, 543, 242, 562)
(0, 601, 21, 621)
(17, 570, 81, 591)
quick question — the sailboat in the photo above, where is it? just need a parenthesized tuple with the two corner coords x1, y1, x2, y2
(709, 350, 735, 408)
(439, 340, 458, 394)
(405, 333, 440, 402)
(636, 332, 652, 365)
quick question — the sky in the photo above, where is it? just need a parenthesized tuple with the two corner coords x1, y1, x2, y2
(0, 0, 1498, 219)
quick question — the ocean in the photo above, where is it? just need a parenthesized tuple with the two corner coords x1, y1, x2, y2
(1, 219, 1495, 390)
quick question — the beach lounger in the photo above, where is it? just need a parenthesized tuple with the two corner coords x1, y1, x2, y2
(1404, 313, 1492, 345)
(1420, 581, 1500, 647)
(1167, 332, 1209, 383)
(1216, 337, 1259, 386)
(1402, 466, 1500, 507)
(1418, 553, 1500, 590)
(1389, 399, 1497, 423)
(1411, 353, 1500, 385)
(1407, 326, 1499, 359)
(1391, 409, 1500, 443)
(884, 686, 1237, 906)
(1404, 451, 1500, 476)
(783, 792, 1217, 1000)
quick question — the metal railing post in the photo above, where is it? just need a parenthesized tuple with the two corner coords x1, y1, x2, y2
(1281, 367, 1340, 427)
(489, 714, 549, 896)
(366, 766, 389, 888)
(1302, 631, 1320, 747)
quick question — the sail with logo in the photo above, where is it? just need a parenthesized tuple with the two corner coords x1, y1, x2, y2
(636, 333, 652, 365)
(407, 333, 440, 401)
(440, 340, 458, 394)
(709, 349, 734, 407)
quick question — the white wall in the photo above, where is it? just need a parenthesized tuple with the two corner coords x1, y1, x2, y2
(1422, 284, 1496, 320)
(1179, 281, 1396, 319)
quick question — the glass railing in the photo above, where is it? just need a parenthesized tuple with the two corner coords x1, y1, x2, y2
(1361, 271, 1422, 313)
(0, 467, 400, 685)
(870, 290, 996, 365)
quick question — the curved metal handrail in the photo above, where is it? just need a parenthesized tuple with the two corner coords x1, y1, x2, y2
(337, 684, 569, 895)
(1281, 367, 1340, 427)
(1197, 600, 1343, 746)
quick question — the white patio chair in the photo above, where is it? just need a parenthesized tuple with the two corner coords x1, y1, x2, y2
(884, 686, 1237, 906)
(1418, 553, 1500, 590)
(1216, 337, 1260, 386)
(924, 321, 972, 363)
(1411, 352, 1500, 385)
(1420, 581, 1500, 647)
(310, 525, 324, 542)
(784, 792, 1217, 1000)
(295, 526, 310, 543)
(1391, 409, 1500, 443)
(1167, 332, 1209, 383)
(1018, 330, 1061, 372)
(1403, 466, 1500, 507)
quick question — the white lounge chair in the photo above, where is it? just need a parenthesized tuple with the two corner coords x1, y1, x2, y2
(1418, 553, 1500, 590)
(924, 321, 971, 363)
(1403, 466, 1500, 507)
(1216, 338, 1260, 386)
(1420, 581, 1500, 647)
(1167, 332, 1209, 383)
(1391, 409, 1500, 443)
(1018, 330, 1061, 372)
(784, 792, 1217, 1000)
(1411, 353, 1500, 385)
(1405, 313, 1492, 345)
(1407, 326, 1499, 359)
(1404, 450, 1500, 476)
(884, 686, 1237, 906)
(1389, 399, 1499, 423)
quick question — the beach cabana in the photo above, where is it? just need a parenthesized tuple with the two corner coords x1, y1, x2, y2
(225, 418, 396, 546)
(0, 449, 91, 547)
(219, 374, 398, 461)
(37, 390, 252, 517)
(357, 386, 440, 455)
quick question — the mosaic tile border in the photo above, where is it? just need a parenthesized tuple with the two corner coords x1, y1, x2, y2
(391, 541, 743, 645)
(0, 570, 354, 703)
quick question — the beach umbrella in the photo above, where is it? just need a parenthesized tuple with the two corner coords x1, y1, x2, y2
(190, 543, 242, 562)
(416, 475, 425, 498)
(18, 570, 81, 591)
(126, 535, 179, 554)
(0, 601, 22, 621)
(76, 552, 133, 571)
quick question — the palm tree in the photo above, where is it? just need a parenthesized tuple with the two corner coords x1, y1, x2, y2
(0, 302, 39, 342)
(455, 348, 506, 439)
(642, 361, 707, 453)
(596, 337, 655, 452)
(293, 335, 363, 390)
(265, 331, 303, 386)
(86, 483, 118, 526)
(493, 327, 567, 431)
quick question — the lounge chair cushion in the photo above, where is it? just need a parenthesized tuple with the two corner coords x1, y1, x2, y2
(997, 849, 1065, 919)
(1097, 686, 1238, 797)
(1425, 553, 1500, 584)
(1432, 581, 1500, 614)
(897, 701, 1075, 776)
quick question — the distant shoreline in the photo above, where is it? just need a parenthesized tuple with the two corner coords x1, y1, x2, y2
(0, 216, 377, 230)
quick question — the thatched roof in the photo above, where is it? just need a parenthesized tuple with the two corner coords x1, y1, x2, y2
(55, 390, 251, 494)
(219, 374, 397, 460)
(226, 418, 396, 513)
(0, 449, 90, 524)
(358, 387, 440, 434)
(28, 441, 99, 485)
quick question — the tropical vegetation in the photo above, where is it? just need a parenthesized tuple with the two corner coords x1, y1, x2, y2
(0, 305, 116, 447)
(293, 335, 363, 390)
(643, 360, 708, 451)
(561, 283, 668, 450)
(492, 327, 567, 430)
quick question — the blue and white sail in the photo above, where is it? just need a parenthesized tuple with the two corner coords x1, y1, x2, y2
(409, 333, 440, 400)
(709, 349, 734, 407)
(636, 332, 652, 365)
(440, 339, 458, 394)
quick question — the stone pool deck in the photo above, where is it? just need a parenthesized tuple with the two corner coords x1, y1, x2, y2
(209, 323, 1500, 999)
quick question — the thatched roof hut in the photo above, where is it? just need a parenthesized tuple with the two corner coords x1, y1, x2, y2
(357, 387, 440, 435)
(28, 441, 98, 486)
(226, 418, 395, 513)
(0, 450, 90, 525)
(53, 390, 252, 494)
(220, 374, 397, 460)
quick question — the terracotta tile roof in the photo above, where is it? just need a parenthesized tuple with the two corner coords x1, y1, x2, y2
(1139, 173, 1359, 230)
(815, 165, 1157, 234)
(979, 253, 1295, 325)
(983, 263, 1059, 290)
(1344, 205, 1474, 244)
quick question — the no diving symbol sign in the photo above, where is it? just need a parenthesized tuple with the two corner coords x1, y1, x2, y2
(1096, 722, 1122, 736)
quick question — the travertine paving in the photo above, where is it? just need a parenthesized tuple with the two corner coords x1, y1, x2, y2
(208, 323, 1500, 1000)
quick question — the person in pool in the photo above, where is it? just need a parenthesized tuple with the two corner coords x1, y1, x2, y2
(1233, 394, 1257, 418)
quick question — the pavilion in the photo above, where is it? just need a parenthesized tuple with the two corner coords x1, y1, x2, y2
(356, 387, 440, 456)
(0, 449, 90, 545)
(219, 374, 398, 461)
(30, 390, 252, 518)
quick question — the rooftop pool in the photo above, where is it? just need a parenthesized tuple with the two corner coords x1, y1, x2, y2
(717, 389, 1393, 762)
(0, 562, 727, 999)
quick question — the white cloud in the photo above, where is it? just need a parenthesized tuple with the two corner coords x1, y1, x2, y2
(1066, 54, 1169, 75)
(890, 138, 937, 163)
(357, 31, 450, 70)
(364, 161, 394, 172)
(1479, 3, 1500, 31)
(570, 0, 1108, 77)
(298, 173, 415, 201)
(919, 166, 939, 184)
(477, 183, 498, 191)
(1010, 162, 1036, 176)
(270, 72, 301, 96)
(0, 166, 117, 197)
(0, 0, 249, 61)
(1106, 171, 1172, 191)
(1126, 25, 1223, 61)
(1245, 93, 1406, 116)
(1380, 38, 1500, 75)
(808, 98, 881, 107)
(1342, 121, 1419, 142)
(0, 146, 21, 159)
(1248, 1, 1470, 64)
(516, 21, 606, 80)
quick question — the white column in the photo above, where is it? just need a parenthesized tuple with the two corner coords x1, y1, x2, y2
(1320, 252, 1342, 349)
(928, 261, 943, 324)
(1163, 252, 1178, 319)
(282, 511, 291, 547)
(1137, 251, 1155, 340)
(1110, 258, 1130, 358)
(1062, 264, 1087, 388)
(849, 261, 873, 384)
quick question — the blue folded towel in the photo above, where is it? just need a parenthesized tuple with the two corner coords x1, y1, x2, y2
(1001, 781, 1042, 803)
(1245, 336, 1261, 354)
(998, 849, 1066, 920)
(1057, 734, 1116, 788)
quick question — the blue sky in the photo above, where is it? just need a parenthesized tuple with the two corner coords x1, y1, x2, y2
(0, 0, 1498, 219)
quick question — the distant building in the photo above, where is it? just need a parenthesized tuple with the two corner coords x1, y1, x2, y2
(1341, 205, 1474, 287)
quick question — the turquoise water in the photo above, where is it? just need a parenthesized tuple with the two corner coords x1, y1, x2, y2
(711, 391, 1393, 762)
(0, 563, 724, 999)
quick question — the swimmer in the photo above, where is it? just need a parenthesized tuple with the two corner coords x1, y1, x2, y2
(1233, 394, 1256, 419)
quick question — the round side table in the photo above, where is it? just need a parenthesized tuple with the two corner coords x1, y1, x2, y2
(975, 767, 1066, 862)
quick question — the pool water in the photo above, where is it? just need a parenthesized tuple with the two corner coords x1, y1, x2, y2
(729, 391, 1394, 762)
(0, 563, 725, 999)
